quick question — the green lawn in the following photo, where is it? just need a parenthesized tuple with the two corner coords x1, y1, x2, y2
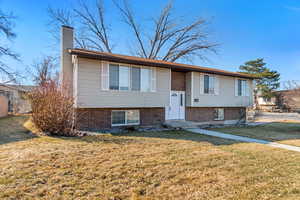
(211, 122, 300, 147)
(1, 116, 300, 199)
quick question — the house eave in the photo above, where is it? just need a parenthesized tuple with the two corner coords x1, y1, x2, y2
(69, 48, 256, 79)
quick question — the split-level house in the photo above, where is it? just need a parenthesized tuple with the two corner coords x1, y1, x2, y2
(60, 26, 255, 130)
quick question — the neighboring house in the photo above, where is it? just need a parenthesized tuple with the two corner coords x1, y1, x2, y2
(0, 84, 34, 114)
(0, 95, 8, 117)
(257, 89, 300, 112)
(275, 89, 300, 112)
(60, 26, 255, 130)
(257, 94, 277, 111)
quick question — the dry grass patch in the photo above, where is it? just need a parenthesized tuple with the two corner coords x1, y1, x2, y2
(0, 115, 35, 145)
(1, 117, 300, 199)
(211, 122, 300, 146)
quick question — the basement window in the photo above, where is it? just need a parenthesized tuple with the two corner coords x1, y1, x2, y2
(214, 108, 224, 121)
(111, 110, 140, 126)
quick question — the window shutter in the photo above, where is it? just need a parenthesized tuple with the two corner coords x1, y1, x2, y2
(151, 67, 156, 92)
(235, 79, 238, 96)
(200, 73, 204, 94)
(101, 62, 109, 90)
(214, 76, 219, 95)
(209, 76, 214, 94)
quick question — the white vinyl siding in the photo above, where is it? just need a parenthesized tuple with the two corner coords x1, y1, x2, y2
(190, 72, 253, 107)
(111, 110, 140, 126)
(76, 58, 170, 108)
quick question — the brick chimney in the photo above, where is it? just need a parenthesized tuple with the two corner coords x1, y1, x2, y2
(60, 25, 74, 95)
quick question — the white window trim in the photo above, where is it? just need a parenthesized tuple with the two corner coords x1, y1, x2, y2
(214, 108, 224, 121)
(202, 73, 218, 95)
(236, 78, 249, 97)
(111, 110, 140, 126)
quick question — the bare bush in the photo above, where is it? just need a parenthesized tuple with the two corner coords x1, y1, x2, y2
(27, 80, 78, 136)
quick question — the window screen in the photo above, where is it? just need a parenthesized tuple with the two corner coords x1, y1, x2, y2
(111, 110, 140, 126)
(112, 111, 126, 125)
(119, 66, 130, 91)
(214, 108, 224, 120)
(131, 67, 141, 91)
(109, 64, 119, 90)
(204, 75, 209, 94)
(141, 68, 150, 92)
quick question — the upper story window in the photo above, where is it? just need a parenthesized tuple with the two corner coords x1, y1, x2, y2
(204, 75, 215, 94)
(131, 67, 141, 91)
(236, 79, 248, 96)
(109, 64, 119, 90)
(141, 68, 151, 92)
(107, 64, 155, 92)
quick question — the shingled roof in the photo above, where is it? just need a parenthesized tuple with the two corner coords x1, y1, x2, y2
(69, 48, 255, 79)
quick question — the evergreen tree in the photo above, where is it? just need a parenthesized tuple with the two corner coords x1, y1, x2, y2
(239, 58, 280, 98)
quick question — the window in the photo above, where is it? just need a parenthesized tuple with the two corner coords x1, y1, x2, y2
(214, 108, 224, 121)
(141, 68, 151, 92)
(237, 79, 247, 96)
(111, 110, 140, 126)
(111, 111, 126, 125)
(131, 67, 141, 91)
(119, 66, 130, 91)
(108, 64, 153, 92)
(109, 64, 119, 90)
(263, 97, 271, 103)
(204, 75, 215, 94)
(126, 110, 139, 124)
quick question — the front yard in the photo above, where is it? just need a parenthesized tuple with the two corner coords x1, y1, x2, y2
(211, 122, 300, 147)
(1, 116, 300, 199)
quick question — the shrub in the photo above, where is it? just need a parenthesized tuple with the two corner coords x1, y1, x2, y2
(28, 80, 78, 136)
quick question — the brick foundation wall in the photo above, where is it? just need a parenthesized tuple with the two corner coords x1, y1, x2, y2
(186, 107, 246, 122)
(75, 107, 165, 130)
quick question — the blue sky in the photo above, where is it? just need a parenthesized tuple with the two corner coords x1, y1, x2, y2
(2, 0, 300, 85)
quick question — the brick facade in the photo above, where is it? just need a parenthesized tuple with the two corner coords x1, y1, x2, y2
(75, 107, 165, 130)
(171, 71, 186, 91)
(186, 107, 246, 122)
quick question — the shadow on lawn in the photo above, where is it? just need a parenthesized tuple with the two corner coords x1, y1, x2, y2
(0, 115, 37, 145)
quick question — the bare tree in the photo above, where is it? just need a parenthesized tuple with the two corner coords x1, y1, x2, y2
(47, 0, 112, 52)
(30, 56, 58, 86)
(48, 0, 217, 63)
(114, 0, 217, 62)
(0, 8, 20, 83)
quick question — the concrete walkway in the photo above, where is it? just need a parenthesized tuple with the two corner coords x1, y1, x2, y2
(185, 128, 300, 153)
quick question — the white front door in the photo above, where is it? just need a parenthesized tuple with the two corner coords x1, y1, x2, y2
(166, 91, 185, 120)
